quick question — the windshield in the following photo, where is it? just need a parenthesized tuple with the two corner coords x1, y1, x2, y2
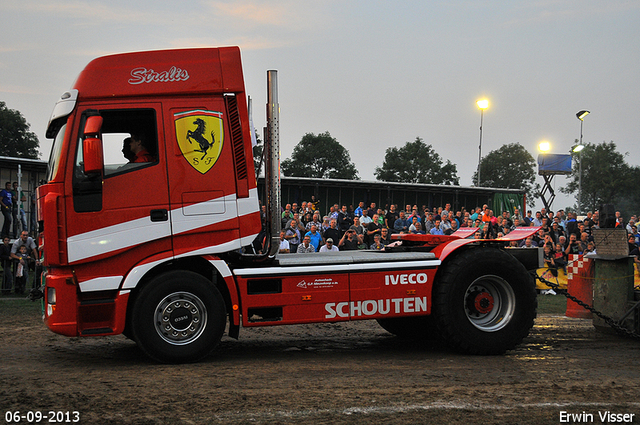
(46, 123, 67, 182)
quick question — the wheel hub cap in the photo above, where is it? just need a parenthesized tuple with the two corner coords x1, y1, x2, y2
(473, 291, 494, 314)
(155, 292, 207, 345)
(464, 276, 516, 332)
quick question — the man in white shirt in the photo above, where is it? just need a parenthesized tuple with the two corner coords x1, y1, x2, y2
(319, 238, 339, 252)
(278, 230, 290, 253)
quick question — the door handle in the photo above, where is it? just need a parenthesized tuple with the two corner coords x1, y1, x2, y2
(150, 209, 168, 222)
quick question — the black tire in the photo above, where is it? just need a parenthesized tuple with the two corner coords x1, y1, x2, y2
(376, 315, 440, 340)
(432, 247, 537, 355)
(130, 271, 227, 363)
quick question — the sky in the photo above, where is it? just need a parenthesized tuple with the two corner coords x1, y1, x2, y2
(1, 0, 639, 212)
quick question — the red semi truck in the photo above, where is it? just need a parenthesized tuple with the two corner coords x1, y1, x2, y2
(38, 47, 540, 363)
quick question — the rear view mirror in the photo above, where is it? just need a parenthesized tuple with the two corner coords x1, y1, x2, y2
(83, 138, 104, 175)
(82, 116, 104, 175)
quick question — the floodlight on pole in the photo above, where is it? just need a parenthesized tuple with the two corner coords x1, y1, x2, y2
(476, 99, 489, 186)
(576, 110, 590, 121)
(575, 110, 589, 214)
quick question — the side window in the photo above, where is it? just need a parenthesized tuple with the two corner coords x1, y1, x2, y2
(100, 109, 159, 177)
(73, 108, 160, 212)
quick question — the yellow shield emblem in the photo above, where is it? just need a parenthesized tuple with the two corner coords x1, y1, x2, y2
(174, 110, 224, 174)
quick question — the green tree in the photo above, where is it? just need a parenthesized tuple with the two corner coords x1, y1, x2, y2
(614, 165, 640, 220)
(374, 137, 459, 185)
(472, 143, 539, 199)
(281, 131, 359, 179)
(561, 141, 633, 214)
(0, 101, 40, 158)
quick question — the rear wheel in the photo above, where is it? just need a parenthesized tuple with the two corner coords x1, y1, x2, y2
(131, 271, 227, 363)
(433, 248, 537, 354)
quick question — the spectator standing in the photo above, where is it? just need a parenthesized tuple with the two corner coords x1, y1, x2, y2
(520, 237, 538, 248)
(532, 228, 546, 246)
(565, 212, 580, 238)
(543, 244, 559, 277)
(411, 222, 426, 234)
(304, 225, 323, 252)
(580, 232, 591, 253)
(339, 229, 359, 251)
(321, 215, 331, 232)
(370, 233, 385, 251)
(297, 236, 316, 253)
(349, 216, 365, 245)
(430, 219, 444, 235)
(13, 245, 31, 294)
(393, 211, 410, 234)
(284, 220, 301, 253)
(366, 202, 377, 220)
(359, 212, 372, 225)
(305, 211, 322, 232)
(0, 182, 13, 238)
(281, 204, 293, 228)
(409, 216, 421, 232)
(310, 195, 320, 211)
(440, 213, 452, 233)
(445, 220, 458, 235)
(532, 211, 543, 227)
(319, 238, 339, 252)
(626, 217, 637, 234)
(549, 222, 565, 244)
(523, 210, 533, 226)
(385, 205, 399, 230)
(554, 243, 567, 271)
(565, 233, 581, 255)
(278, 230, 290, 254)
(337, 205, 352, 235)
(380, 228, 392, 245)
(323, 219, 341, 245)
(470, 207, 482, 222)
(365, 214, 383, 246)
(512, 208, 522, 223)
(11, 231, 38, 263)
(423, 212, 435, 233)
(627, 233, 638, 256)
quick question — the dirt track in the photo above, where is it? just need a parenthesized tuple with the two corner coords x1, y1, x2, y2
(1, 300, 639, 425)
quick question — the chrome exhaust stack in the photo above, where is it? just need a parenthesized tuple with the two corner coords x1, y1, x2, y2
(265, 70, 281, 256)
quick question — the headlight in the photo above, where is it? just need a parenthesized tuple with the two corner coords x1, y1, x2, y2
(47, 287, 56, 305)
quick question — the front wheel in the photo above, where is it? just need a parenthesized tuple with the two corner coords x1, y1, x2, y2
(432, 248, 537, 354)
(130, 271, 227, 363)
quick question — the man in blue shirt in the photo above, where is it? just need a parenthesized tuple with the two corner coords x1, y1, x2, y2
(304, 225, 323, 252)
(430, 219, 445, 235)
(0, 182, 13, 238)
(393, 211, 410, 234)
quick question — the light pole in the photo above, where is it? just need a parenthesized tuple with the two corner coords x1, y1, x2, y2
(574, 110, 589, 214)
(476, 99, 489, 186)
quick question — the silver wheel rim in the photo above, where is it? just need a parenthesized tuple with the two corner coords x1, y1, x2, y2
(464, 275, 515, 332)
(154, 291, 208, 345)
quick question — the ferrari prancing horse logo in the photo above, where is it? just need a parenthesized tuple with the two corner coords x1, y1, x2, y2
(174, 110, 224, 174)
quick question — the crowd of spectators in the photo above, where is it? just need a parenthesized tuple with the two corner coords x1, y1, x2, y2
(261, 201, 640, 271)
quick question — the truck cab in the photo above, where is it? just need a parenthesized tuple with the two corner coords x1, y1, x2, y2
(39, 48, 260, 342)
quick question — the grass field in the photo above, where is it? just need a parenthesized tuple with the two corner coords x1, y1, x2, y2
(536, 292, 568, 314)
